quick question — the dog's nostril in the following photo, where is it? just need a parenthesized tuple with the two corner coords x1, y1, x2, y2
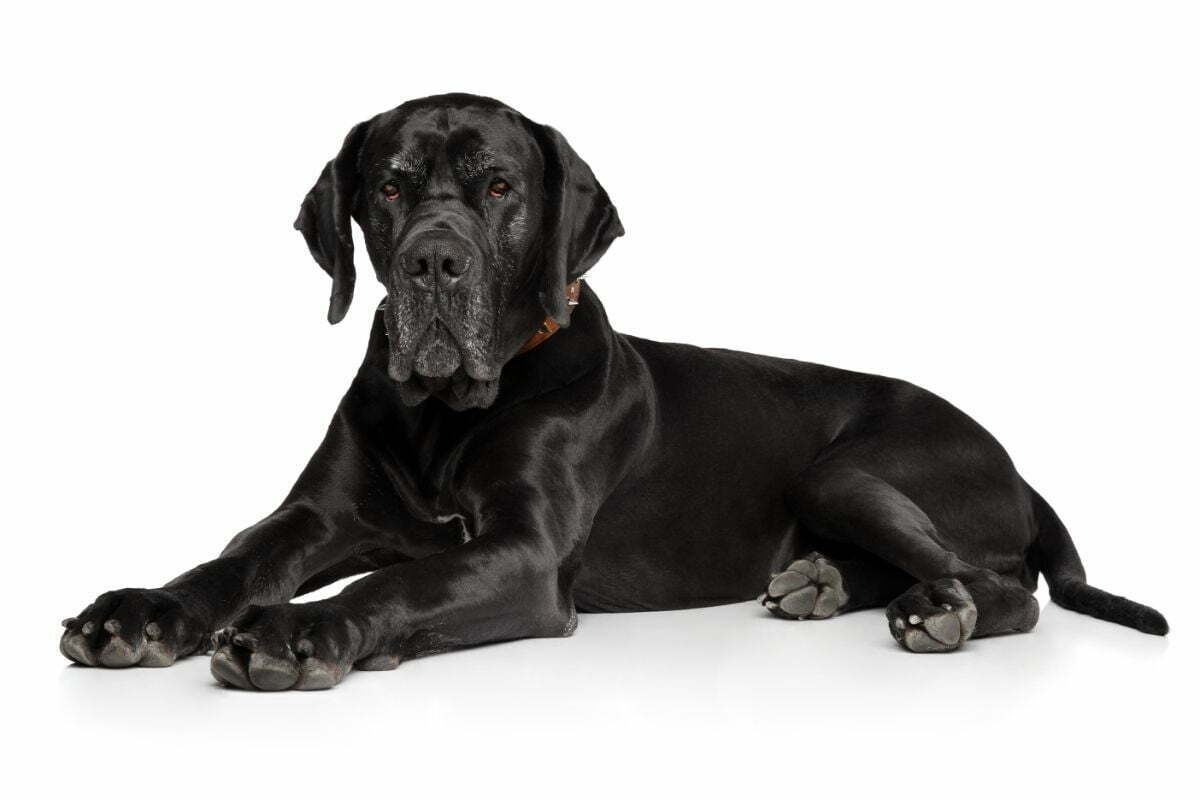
(401, 256, 428, 277)
(401, 240, 470, 281)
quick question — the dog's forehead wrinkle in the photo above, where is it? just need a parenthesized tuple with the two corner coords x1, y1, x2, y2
(455, 149, 497, 180)
(386, 151, 426, 174)
(374, 109, 531, 176)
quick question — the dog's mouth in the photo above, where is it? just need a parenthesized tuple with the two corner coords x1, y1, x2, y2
(386, 316, 500, 410)
(397, 367, 499, 410)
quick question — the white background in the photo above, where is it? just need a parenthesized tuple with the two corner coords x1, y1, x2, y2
(3, 2, 1196, 797)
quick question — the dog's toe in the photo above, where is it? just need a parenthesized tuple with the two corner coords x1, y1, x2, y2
(211, 643, 254, 689)
(60, 630, 97, 666)
(249, 652, 301, 691)
(295, 658, 344, 691)
(98, 634, 142, 667)
(355, 654, 401, 671)
(778, 585, 818, 616)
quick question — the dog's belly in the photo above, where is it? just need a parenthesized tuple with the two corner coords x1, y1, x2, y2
(566, 341, 843, 612)
(572, 489, 800, 612)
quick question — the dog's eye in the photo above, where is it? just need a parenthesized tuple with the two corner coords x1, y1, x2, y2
(380, 183, 400, 202)
(488, 179, 511, 199)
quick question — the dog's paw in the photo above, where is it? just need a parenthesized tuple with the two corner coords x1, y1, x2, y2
(887, 578, 978, 653)
(761, 552, 850, 620)
(210, 602, 370, 691)
(60, 588, 209, 668)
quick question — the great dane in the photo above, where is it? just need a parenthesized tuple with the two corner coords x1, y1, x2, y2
(60, 93, 1168, 690)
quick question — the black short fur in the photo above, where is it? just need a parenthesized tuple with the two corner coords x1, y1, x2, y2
(60, 94, 1167, 689)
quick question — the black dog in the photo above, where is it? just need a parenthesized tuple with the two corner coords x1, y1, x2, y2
(60, 94, 1168, 690)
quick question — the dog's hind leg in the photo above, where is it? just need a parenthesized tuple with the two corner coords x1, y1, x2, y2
(787, 466, 1040, 652)
(884, 574, 1038, 652)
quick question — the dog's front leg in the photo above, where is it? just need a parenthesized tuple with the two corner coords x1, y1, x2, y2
(209, 483, 585, 691)
(60, 415, 385, 669)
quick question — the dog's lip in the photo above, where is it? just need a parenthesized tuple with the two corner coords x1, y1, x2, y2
(387, 343, 500, 384)
(388, 357, 492, 391)
(381, 299, 501, 384)
(406, 368, 476, 399)
(393, 367, 498, 410)
(383, 318, 444, 383)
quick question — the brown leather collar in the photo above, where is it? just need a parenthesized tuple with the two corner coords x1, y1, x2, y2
(518, 279, 582, 354)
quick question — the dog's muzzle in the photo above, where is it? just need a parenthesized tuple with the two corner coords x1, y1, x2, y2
(382, 231, 500, 409)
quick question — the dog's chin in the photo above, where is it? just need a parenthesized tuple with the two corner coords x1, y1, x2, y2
(394, 369, 500, 410)
(386, 320, 501, 410)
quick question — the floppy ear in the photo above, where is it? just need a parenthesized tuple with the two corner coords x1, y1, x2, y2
(294, 121, 370, 324)
(532, 124, 624, 325)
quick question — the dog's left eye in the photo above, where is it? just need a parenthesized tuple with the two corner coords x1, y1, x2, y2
(488, 179, 511, 199)
(380, 183, 400, 201)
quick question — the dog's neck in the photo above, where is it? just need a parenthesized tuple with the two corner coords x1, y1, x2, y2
(518, 280, 582, 355)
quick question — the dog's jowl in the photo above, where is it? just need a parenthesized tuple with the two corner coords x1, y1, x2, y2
(60, 94, 1168, 690)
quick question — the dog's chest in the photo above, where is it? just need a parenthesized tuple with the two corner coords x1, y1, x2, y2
(431, 512, 472, 544)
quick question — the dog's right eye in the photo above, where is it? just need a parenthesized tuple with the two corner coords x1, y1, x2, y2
(380, 183, 400, 201)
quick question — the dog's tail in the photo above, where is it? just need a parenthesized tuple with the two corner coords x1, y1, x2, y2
(1030, 485, 1168, 635)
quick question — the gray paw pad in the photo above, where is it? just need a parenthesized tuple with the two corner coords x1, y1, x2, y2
(60, 631, 98, 666)
(98, 635, 142, 667)
(210, 646, 254, 689)
(761, 553, 850, 620)
(248, 652, 301, 691)
(887, 578, 978, 653)
(295, 660, 345, 691)
(356, 654, 401, 671)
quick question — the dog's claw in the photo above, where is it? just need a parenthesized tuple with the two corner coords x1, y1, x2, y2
(103, 619, 122, 635)
(232, 632, 259, 651)
(81, 621, 95, 635)
(62, 617, 77, 628)
(144, 621, 162, 640)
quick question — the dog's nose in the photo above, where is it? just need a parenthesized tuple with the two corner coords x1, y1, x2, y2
(400, 234, 471, 287)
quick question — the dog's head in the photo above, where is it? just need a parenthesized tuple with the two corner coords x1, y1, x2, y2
(295, 93, 623, 410)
